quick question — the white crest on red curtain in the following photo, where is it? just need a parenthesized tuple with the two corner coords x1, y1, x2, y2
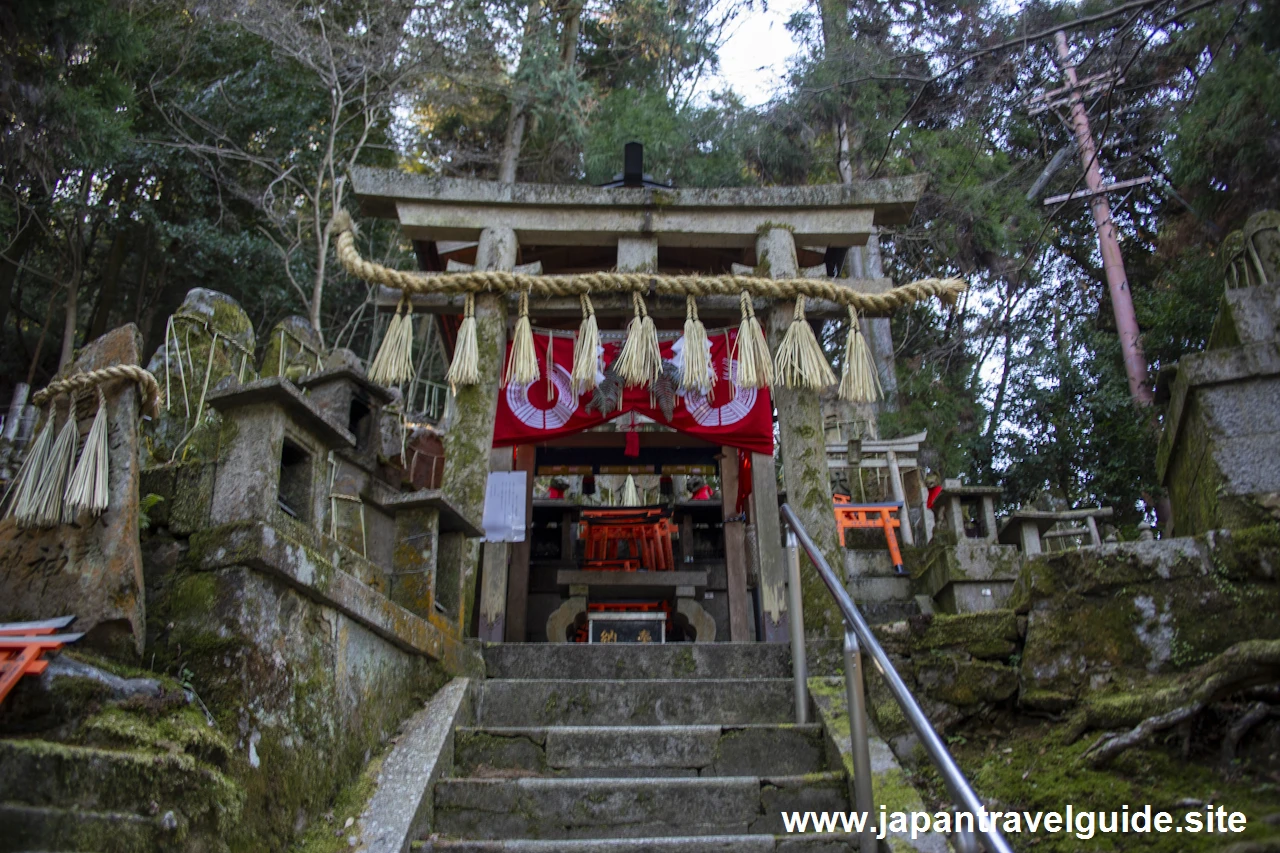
(684, 358, 755, 427)
(507, 363, 579, 429)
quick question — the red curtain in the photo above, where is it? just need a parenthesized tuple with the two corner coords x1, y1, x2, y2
(493, 329, 774, 455)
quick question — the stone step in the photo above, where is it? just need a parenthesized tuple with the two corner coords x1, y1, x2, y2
(475, 679, 800, 727)
(418, 834, 859, 851)
(0, 802, 170, 853)
(843, 549, 897, 578)
(454, 724, 828, 778)
(0, 739, 238, 831)
(846, 576, 912, 602)
(481, 643, 793, 681)
(433, 773, 849, 840)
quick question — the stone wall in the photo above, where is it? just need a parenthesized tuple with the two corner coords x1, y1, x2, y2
(144, 540, 446, 849)
(856, 525, 1280, 756)
(1157, 209, 1280, 536)
(1010, 526, 1280, 710)
(863, 610, 1021, 754)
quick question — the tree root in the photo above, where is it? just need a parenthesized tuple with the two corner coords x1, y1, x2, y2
(1069, 640, 1280, 766)
(1083, 703, 1202, 767)
(1222, 701, 1272, 763)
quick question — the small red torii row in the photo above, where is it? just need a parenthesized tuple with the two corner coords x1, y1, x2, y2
(0, 615, 83, 707)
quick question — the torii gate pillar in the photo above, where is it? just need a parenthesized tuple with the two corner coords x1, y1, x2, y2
(454, 226, 513, 642)
(759, 228, 845, 640)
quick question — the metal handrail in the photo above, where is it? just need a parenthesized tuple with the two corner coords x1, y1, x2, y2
(780, 502, 1015, 853)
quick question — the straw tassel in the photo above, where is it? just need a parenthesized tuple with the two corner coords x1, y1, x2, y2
(445, 293, 481, 390)
(678, 295, 713, 394)
(839, 306, 883, 403)
(369, 297, 415, 386)
(616, 292, 663, 388)
(733, 291, 773, 389)
(622, 474, 640, 507)
(505, 290, 539, 386)
(4, 404, 56, 527)
(65, 387, 110, 517)
(28, 396, 80, 527)
(571, 293, 601, 395)
(775, 296, 837, 389)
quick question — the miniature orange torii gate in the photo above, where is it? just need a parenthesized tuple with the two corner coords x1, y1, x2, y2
(828, 430, 929, 545)
(831, 500, 906, 575)
(0, 616, 82, 707)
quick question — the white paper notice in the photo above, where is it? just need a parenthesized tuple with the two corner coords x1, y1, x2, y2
(482, 471, 527, 542)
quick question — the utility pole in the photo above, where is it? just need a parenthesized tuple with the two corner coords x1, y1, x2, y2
(1035, 30, 1153, 405)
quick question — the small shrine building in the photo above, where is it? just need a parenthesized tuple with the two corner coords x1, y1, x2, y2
(348, 154, 930, 645)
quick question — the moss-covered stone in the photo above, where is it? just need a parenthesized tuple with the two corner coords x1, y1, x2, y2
(908, 611, 1019, 660)
(1211, 524, 1280, 581)
(78, 704, 233, 769)
(293, 741, 389, 853)
(0, 737, 244, 840)
(144, 558, 447, 852)
(913, 657, 1018, 708)
(140, 462, 216, 536)
(455, 730, 548, 776)
(259, 315, 324, 380)
(143, 288, 258, 466)
(1013, 529, 1280, 704)
(1158, 368, 1280, 537)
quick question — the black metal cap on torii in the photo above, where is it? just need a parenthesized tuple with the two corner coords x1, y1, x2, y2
(597, 142, 674, 189)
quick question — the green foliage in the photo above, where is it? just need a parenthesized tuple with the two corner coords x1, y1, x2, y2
(1, 0, 142, 173)
(1167, 10, 1280, 223)
(582, 88, 751, 187)
(138, 493, 164, 531)
(4, 0, 1279, 534)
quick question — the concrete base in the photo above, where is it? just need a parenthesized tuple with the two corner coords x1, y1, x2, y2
(935, 580, 1015, 613)
(555, 570, 709, 597)
(1157, 340, 1280, 535)
(453, 723, 826, 778)
(842, 549, 895, 579)
(846, 575, 911, 602)
(434, 772, 847, 839)
(809, 677, 950, 853)
(676, 597, 717, 642)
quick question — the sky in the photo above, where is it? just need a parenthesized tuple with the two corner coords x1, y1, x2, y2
(703, 0, 808, 106)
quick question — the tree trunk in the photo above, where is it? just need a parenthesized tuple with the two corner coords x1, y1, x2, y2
(60, 272, 79, 369)
(28, 293, 56, 387)
(0, 220, 36, 349)
(559, 0, 581, 66)
(982, 322, 1015, 455)
(310, 218, 330, 344)
(497, 0, 547, 184)
(87, 225, 130, 343)
(498, 97, 528, 183)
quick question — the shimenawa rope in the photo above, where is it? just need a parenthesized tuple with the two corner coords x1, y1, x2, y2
(332, 209, 963, 392)
(5, 366, 162, 528)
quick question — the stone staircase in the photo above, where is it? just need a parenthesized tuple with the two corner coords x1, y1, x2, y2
(0, 737, 239, 852)
(844, 549, 920, 624)
(418, 643, 862, 851)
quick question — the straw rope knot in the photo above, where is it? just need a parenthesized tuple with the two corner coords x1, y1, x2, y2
(31, 365, 162, 418)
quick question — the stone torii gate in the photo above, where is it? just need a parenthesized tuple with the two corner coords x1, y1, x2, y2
(348, 165, 927, 643)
